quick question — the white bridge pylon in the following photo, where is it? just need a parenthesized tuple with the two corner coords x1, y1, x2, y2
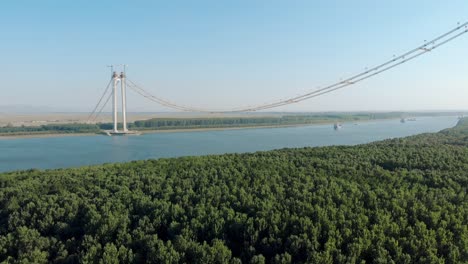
(107, 71, 140, 136)
(111, 71, 127, 133)
(87, 66, 140, 136)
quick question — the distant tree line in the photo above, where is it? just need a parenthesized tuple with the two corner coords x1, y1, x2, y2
(1, 112, 464, 136)
(0, 124, 100, 135)
(101, 115, 369, 130)
(106, 112, 462, 130)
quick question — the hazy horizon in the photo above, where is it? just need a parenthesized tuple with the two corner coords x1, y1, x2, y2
(1, 105, 467, 115)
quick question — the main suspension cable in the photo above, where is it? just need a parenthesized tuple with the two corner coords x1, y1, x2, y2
(127, 22, 468, 113)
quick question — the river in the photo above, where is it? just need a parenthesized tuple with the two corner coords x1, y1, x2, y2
(0, 116, 459, 172)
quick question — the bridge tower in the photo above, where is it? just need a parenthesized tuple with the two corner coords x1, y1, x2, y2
(120, 72, 128, 132)
(107, 68, 139, 136)
(112, 71, 119, 133)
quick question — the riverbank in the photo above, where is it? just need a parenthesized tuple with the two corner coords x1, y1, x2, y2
(138, 121, 349, 134)
(0, 132, 100, 140)
(0, 122, 335, 139)
(0, 114, 461, 140)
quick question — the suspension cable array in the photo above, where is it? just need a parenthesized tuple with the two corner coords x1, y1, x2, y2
(90, 22, 468, 116)
(87, 79, 113, 122)
(92, 89, 114, 122)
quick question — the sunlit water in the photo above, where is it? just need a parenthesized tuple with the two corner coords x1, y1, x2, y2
(0, 116, 458, 172)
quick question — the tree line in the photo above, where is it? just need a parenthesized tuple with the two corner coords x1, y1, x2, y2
(0, 124, 100, 135)
(2, 112, 463, 136)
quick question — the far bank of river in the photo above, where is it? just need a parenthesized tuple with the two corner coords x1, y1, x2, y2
(0, 116, 459, 172)
(0, 120, 377, 140)
(0, 116, 431, 140)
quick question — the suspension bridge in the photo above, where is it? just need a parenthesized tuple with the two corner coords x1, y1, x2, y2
(88, 22, 468, 135)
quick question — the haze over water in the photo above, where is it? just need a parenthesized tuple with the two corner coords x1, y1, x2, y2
(0, 116, 458, 172)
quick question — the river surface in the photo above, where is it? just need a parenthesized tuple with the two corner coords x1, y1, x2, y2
(0, 116, 459, 172)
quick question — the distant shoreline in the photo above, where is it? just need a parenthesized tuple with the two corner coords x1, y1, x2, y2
(0, 133, 98, 140)
(0, 121, 344, 140)
(0, 115, 459, 140)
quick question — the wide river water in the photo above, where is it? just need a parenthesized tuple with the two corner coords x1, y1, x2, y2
(0, 116, 459, 172)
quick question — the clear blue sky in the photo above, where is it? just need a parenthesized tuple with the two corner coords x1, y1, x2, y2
(1, 0, 467, 112)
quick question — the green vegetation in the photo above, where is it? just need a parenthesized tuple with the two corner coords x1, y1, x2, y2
(0, 124, 100, 136)
(122, 112, 465, 131)
(127, 113, 390, 130)
(1, 112, 464, 136)
(0, 119, 467, 263)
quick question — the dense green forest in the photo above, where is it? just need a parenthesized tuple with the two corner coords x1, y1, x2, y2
(0, 124, 101, 136)
(0, 120, 467, 263)
(1, 112, 464, 136)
